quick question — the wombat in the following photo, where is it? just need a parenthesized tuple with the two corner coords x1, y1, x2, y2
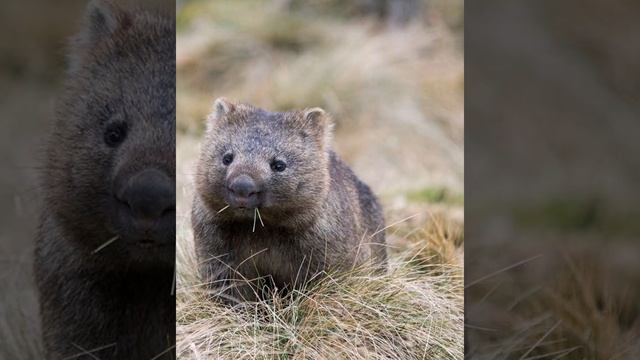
(34, 1, 175, 359)
(192, 99, 387, 303)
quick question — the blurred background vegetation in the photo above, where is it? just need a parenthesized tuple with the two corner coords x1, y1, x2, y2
(176, 0, 464, 204)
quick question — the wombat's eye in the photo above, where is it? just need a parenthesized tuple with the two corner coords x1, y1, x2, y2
(104, 123, 128, 147)
(222, 153, 234, 166)
(271, 160, 287, 172)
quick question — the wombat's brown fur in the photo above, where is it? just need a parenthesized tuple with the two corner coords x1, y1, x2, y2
(192, 99, 387, 303)
(34, 1, 175, 359)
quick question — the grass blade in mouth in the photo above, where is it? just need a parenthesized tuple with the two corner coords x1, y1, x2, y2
(92, 235, 119, 254)
(256, 207, 264, 227)
(252, 208, 257, 232)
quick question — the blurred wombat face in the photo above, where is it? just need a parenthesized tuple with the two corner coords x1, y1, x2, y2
(46, 2, 175, 265)
(197, 100, 331, 223)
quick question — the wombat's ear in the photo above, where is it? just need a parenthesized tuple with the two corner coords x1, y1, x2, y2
(69, 1, 131, 70)
(84, 0, 131, 41)
(212, 98, 235, 120)
(206, 98, 236, 131)
(302, 108, 333, 149)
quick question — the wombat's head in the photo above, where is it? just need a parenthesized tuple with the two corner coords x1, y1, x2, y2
(197, 99, 332, 224)
(44, 0, 175, 266)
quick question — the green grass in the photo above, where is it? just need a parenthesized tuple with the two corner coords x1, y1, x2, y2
(407, 186, 464, 205)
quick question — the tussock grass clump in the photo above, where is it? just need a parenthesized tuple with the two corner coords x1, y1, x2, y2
(176, 222, 463, 360)
(403, 213, 464, 274)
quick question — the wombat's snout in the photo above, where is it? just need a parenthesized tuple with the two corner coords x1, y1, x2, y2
(226, 174, 262, 208)
(116, 169, 175, 222)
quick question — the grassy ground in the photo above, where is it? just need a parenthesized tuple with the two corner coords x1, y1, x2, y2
(177, 209, 463, 359)
(176, 0, 464, 359)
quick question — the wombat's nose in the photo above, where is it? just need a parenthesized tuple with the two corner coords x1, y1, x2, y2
(118, 169, 175, 220)
(228, 175, 259, 199)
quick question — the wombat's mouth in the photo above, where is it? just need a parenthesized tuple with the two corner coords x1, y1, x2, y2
(229, 206, 256, 214)
(226, 194, 263, 210)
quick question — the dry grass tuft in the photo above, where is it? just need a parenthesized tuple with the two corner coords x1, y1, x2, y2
(403, 213, 464, 273)
(176, 219, 463, 359)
